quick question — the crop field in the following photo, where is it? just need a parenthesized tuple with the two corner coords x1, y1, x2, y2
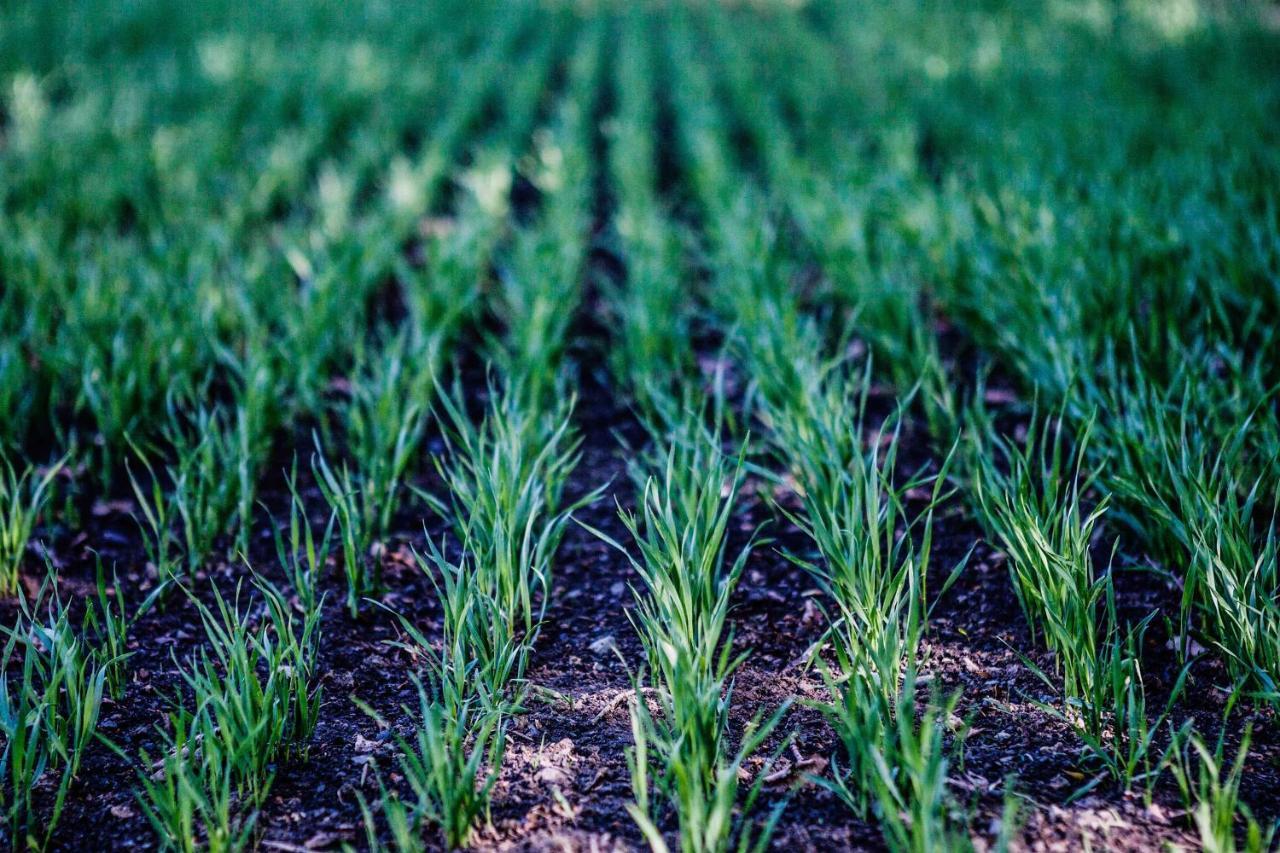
(2, 0, 1280, 850)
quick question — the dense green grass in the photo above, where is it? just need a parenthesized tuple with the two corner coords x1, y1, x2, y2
(1, 0, 1279, 849)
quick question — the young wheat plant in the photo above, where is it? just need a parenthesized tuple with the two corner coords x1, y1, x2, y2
(591, 407, 788, 853)
(313, 442, 377, 618)
(967, 410, 1108, 702)
(1167, 723, 1278, 853)
(429, 379, 590, 644)
(1, 579, 111, 848)
(356, 677, 505, 851)
(968, 407, 1178, 792)
(139, 576, 322, 848)
(764, 359, 966, 845)
(0, 452, 63, 597)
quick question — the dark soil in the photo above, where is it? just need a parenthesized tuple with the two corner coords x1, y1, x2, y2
(13, 373, 1276, 852)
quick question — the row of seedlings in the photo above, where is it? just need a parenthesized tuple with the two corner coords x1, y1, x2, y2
(355, 17, 605, 849)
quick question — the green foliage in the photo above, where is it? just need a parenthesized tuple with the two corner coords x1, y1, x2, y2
(967, 410, 1109, 703)
(621, 438, 750, 691)
(781, 409, 962, 841)
(138, 710, 254, 853)
(430, 380, 589, 642)
(1086, 352, 1280, 706)
(591, 408, 788, 853)
(361, 373, 595, 848)
(0, 453, 62, 597)
(125, 447, 181, 590)
(184, 580, 322, 797)
(604, 11, 694, 416)
(0, 580, 110, 848)
(1026, 602, 1180, 796)
(0, 0, 1278, 848)
(1189, 508, 1280, 707)
(83, 559, 132, 702)
(487, 21, 603, 410)
(1166, 723, 1278, 853)
(123, 397, 261, 588)
(403, 536, 525, 712)
(968, 407, 1179, 791)
(340, 334, 426, 542)
(313, 441, 377, 618)
(626, 686, 786, 853)
(162, 401, 259, 569)
(357, 680, 505, 851)
(865, 676, 968, 853)
(138, 577, 322, 848)
(754, 347, 967, 841)
(270, 463, 333, 619)
(771, 366, 946, 674)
